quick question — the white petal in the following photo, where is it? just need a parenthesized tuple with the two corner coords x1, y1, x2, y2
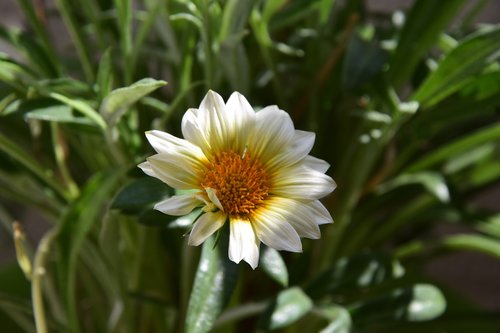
(307, 200, 333, 225)
(226, 92, 256, 151)
(199, 90, 232, 152)
(145, 130, 206, 160)
(272, 166, 336, 200)
(188, 211, 227, 246)
(303, 155, 330, 173)
(181, 108, 211, 154)
(147, 154, 201, 190)
(229, 217, 260, 269)
(138, 161, 155, 177)
(248, 106, 295, 161)
(154, 194, 201, 216)
(251, 208, 302, 252)
(266, 197, 321, 239)
(205, 187, 224, 211)
(266, 130, 315, 170)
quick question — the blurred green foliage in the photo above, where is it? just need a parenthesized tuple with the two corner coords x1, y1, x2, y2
(0, 0, 500, 332)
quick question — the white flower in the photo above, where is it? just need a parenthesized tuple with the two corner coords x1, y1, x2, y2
(139, 90, 335, 269)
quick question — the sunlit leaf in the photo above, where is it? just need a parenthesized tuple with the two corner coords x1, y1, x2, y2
(351, 284, 446, 323)
(185, 235, 239, 333)
(25, 105, 95, 126)
(413, 26, 500, 107)
(389, 0, 466, 87)
(260, 246, 289, 287)
(259, 287, 313, 330)
(319, 305, 351, 333)
(377, 172, 450, 203)
(100, 78, 167, 125)
(406, 123, 500, 172)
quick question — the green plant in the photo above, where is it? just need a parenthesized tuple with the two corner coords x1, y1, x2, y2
(1, 0, 499, 332)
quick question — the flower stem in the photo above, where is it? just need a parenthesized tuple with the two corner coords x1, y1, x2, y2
(32, 228, 58, 333)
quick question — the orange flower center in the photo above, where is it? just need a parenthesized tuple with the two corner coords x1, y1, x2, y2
(200, 151, 270, 217)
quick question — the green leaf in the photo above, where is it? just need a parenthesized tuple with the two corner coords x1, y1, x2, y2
(185, 235, 239, 333)
(476, 214, 500, 238)
(351, 284, 446, 323)
(218, 0, 256, 42)
(406, 284, 446, 321)
(342, 34, 387, 90)
(260, 246, 289, 287)
(318, 305, 351, 333)
(413, 26, 500, 107)
(0, 293, 35, 333)
(111, 177, 171, 214)
(48, 92, 107, 130)
(389, 0, 466, 87)
(57, 171, 122, 333)
(306, 253, 405, 299)
(137, 208, 177, 227)
(24, 105, 95, 126)
(96, 48, 114, 101)
(378, 172, 450, 203)
(441, 234, 500, 260)
(259, 287, 313, 330)
(100, 78, 167, 125)
(219, 34, 250, 93)
(0, 130, 69, 202)
(406, 123, 500, 172)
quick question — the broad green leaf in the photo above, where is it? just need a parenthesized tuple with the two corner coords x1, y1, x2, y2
(35, 77, 91, 96)
(342, 34, 387, 90)
(319, 305, 351, 333)
(306, 253, 405, 299)
(413, 26, 500, 107)
(406, 123, 500, 172)
(111, 177, 171, 214)
(259, 287, 312, 330)
(260, 246, 289, 287)
(377, 172, 450, 203)
(389, 0, 466, 87)
(406, 284, 446, 321)
(100, 78, 167, 125)
(185, 235, 239, 333)
(351, 284, 446, 323)
(25, 105, 95, 126)
(48, 92, 106, 130)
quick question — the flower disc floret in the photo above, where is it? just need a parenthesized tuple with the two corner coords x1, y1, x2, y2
(200, 151, 270, 216)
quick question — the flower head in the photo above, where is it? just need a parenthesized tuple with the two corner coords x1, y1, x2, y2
(139, 91, 335, 268)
